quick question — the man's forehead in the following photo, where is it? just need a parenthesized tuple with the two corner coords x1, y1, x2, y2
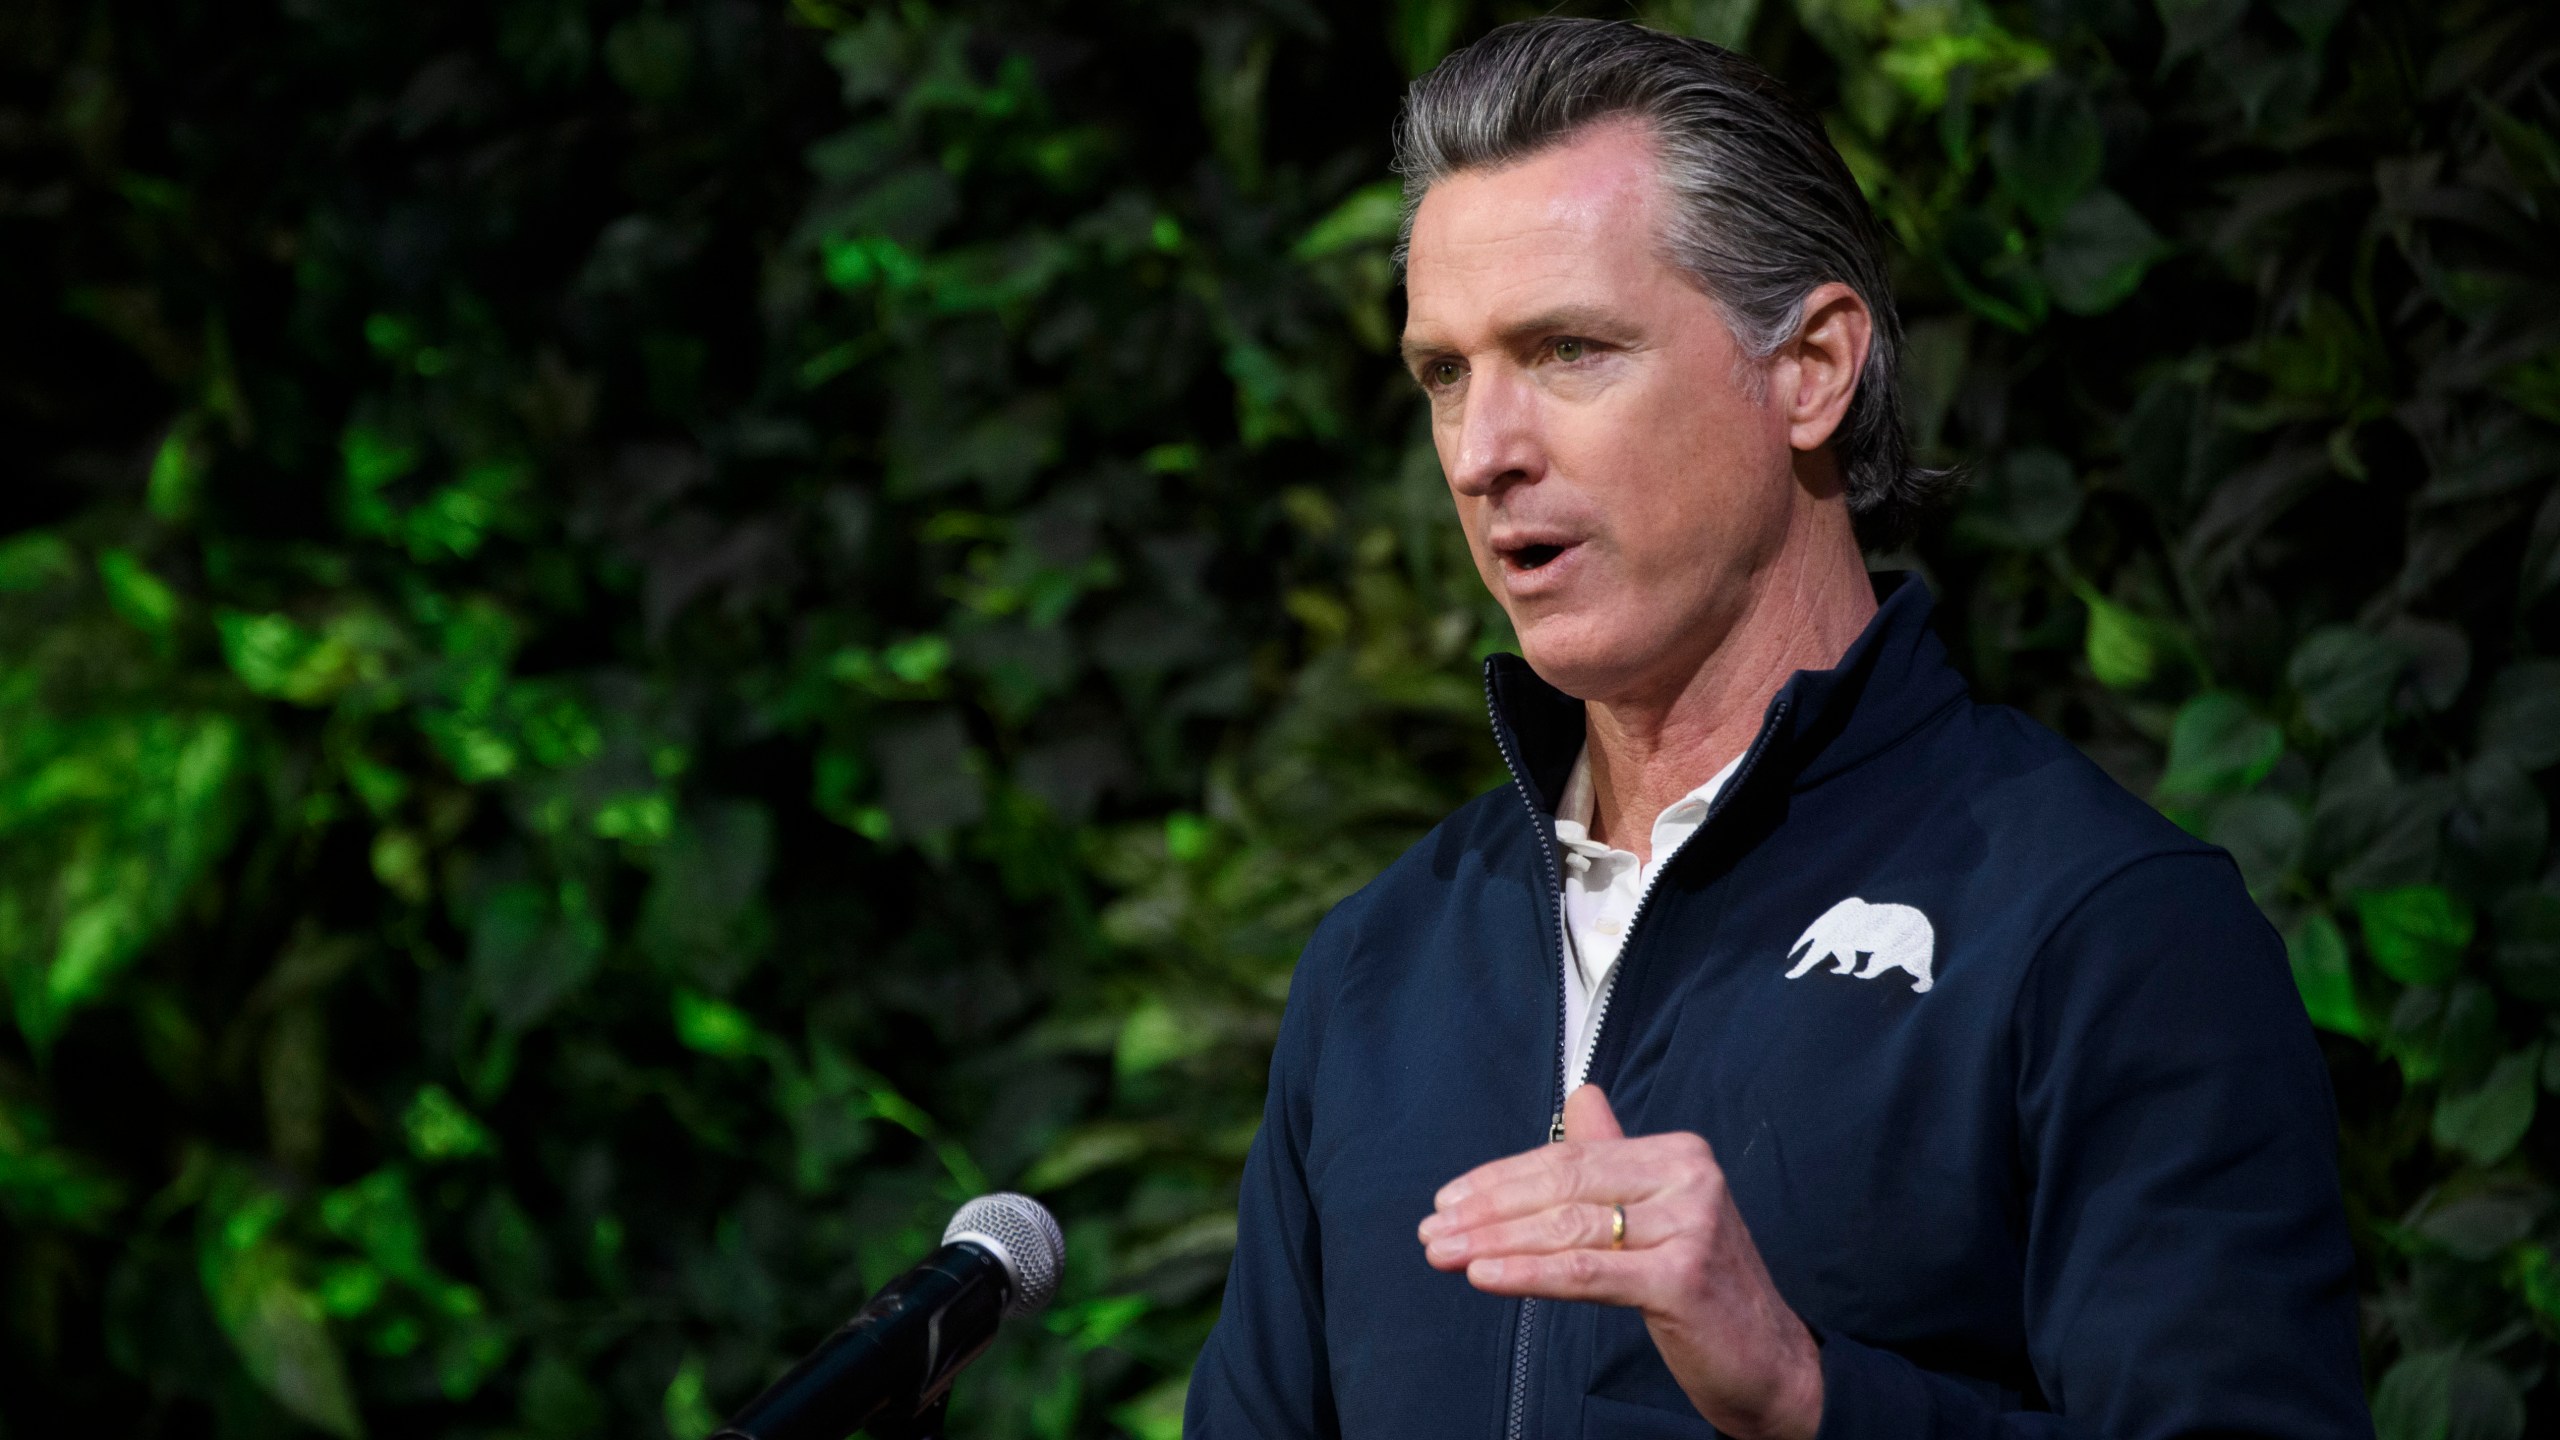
(1401, 122, 1672, 345)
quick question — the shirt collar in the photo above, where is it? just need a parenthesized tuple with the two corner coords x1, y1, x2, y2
(1552, 746, 1744, 869)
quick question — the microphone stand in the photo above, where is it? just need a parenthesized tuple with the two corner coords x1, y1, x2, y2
(713, 1243, 1005, 1440)
(871, 1396, 949, 1440)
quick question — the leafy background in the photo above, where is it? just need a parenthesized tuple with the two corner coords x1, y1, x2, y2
(2, 0, 2556, 1435)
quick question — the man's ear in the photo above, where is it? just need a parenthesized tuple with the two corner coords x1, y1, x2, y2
(1781, 282, 1873, 455)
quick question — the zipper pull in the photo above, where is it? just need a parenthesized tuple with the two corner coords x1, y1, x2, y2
(1548, 1112, 1566, 1144)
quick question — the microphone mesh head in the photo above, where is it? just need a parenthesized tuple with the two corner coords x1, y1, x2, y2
(942, 1193, 1066, 1318)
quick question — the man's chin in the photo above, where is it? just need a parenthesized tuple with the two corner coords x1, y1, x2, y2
(1511, 626, 1650, 705)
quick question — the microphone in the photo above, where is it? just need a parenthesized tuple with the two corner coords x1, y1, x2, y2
(712, 1193, 1066, 1440)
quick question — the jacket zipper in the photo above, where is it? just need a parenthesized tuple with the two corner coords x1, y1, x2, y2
(1483, 673, 1570, 1440)
(1484, 672, 1791, 1440)
(1561, 695, 1790, 1110)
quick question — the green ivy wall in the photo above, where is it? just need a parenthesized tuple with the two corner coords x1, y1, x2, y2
(1, 1, 2555, 1436)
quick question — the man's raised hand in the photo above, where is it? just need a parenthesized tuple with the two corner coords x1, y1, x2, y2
(1414, 1084, 1824, 1440)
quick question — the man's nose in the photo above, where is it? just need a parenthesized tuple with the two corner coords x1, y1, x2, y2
(1445, 370, 1543, 498)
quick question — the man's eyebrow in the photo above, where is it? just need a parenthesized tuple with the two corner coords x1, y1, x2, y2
(1494, 305, 1631, 344)
(1397, 335, 1446, 371)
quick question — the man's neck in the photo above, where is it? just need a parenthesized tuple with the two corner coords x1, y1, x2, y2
(1582, 534, 1876, 862)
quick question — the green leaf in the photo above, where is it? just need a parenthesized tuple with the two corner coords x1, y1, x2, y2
(1293, 181, 1404, 261)
(148, 423, 206, 520)
(2158, 692, 2283, 797)
(467, 881, 605, 1032)
(340, 423, 419, 538)
(2386, 981, 2498, 1088)
(0, 1096, 127, 1228)
(217, 608, 404, 706)
(2078, 589, 2188, 692)
(0, 531, 77, 592)
(2040, 188, 2170, 315)
(661, 1353, 719, 1440)
(2433, 1046, 2541, 1166)
(2286, 909, 2370, 1038)
(1024, 1123, 1154, 1191)
(96, 549, 180, 637)
(318, 1171, 431, 1289)
(672, 989, 770, 1059)
(2358, 886, 2477, 986)
(2477, 660, 2560, 771)
(403, 1085, 496, 1162)
(1388, 0, 1471, 78)
(1939, 207, 2047, 332)
(1871, 13, 2053, 109)
(2516, 1245, 2560, 1325)
(1115, 997, 1212, 1079)
(1639, 0, 1762, 49)
(201, 1174, 365, 1438)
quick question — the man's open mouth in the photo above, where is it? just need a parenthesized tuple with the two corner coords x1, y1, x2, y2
(1504, 542, 1569, 571)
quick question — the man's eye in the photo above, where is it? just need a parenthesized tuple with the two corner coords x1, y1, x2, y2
(1554, 339, 1587, 362)
(1428, 360, 1463, 387)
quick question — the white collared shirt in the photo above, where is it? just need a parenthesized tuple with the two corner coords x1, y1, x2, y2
(1553, 746, 1741, 1087)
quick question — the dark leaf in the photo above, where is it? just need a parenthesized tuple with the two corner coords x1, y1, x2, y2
(2040, 189, 2170, 315)
(2413, 1186, 2542, 1262)
(1992, 80, 2103, 228)
(2207, 792, 2305, 895)
(2491, 891, 2560, 1005)
(2434, 1045, 2542, 1166)
(2375, 1350, 2527, 1440)
(873, 711, 988, 841)
(1953, 447, 2082, 550)
(2288, 625, 2404, 738)
(2477, 661, 2560, 772)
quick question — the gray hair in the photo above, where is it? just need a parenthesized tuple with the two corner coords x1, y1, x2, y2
(1393, 18, 1951, 547)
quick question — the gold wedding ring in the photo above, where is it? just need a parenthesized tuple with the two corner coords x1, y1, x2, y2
(1609, 1203, 1627, 1250)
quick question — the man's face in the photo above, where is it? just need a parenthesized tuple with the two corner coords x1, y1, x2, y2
(1401, 121, 1803, 704)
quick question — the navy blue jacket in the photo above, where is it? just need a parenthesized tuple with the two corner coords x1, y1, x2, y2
(1187, 576, 2368, 1439)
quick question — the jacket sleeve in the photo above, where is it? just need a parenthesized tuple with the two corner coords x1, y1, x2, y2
(1814, 851, 2371, 1440)
(1183, 915, 1343, 1440)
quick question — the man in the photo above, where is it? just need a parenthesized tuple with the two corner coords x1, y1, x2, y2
(1187, 19, 2367, 1440)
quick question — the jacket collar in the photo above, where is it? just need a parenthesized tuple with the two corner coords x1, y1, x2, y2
(1483, 572, 1968, 817)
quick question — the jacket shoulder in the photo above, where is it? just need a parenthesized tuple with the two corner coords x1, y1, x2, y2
(1940, 698, 2216, 871)
(1287, 784, 1532, 987)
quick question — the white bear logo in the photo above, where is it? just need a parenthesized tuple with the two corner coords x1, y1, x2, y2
(1783, 897, 1935, 994)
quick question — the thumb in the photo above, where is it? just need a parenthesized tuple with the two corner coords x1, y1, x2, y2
(1562, 1082, 1625, 1143)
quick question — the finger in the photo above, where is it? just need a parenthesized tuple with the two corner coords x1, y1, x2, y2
(1426, 1132, 1704, 1230)
(1462, 1248, 1655, 1306)
(1562, 1082, 1623, 1143)
(1424, 1199, 1655, 1270)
